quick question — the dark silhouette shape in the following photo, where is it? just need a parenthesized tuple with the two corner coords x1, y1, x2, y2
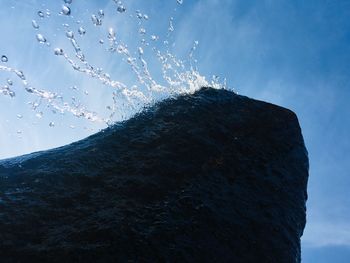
(0, 87, 309, 262)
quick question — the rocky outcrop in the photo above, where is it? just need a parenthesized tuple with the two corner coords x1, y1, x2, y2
(0, 87, 309, 262)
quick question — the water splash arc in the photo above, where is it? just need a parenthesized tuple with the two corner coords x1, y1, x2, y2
(0, 0, 225, 131)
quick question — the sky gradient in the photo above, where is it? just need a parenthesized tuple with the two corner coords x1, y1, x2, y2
(1, 0, 349, 261)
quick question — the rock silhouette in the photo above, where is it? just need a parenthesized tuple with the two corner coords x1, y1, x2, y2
(0, 87, 308, 262)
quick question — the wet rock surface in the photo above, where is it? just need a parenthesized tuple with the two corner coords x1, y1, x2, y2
(0, 87, 308, 262)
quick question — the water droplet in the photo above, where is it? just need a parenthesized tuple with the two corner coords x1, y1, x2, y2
(49, 122, 55, 127)
(91, 14, 102, 26)
(1, 55, 8, 63)
(136, 10, 143, 19)
(139, 28, 146, 35)
(108, 28, 116, 40)
(78, 27, 86, 35)
(7, 79, 13, 85)
(84, 90, 89, 95)
(9, 91, 15, 97)
(30, 102, 40, 110)
(143, 14, 149, 20)
(46, 9, 51, 17)
(98, 10, 104, 18)
(38, 11, 45, 18)
(54, 48, 64, 56)
(138, 47, 144, 55)
(69, 125, 75, 129)
(71, 39, 81, 53)
(17, 130, 22, 134)
(32, 20, 39, 29)
(151, 35, 159, 41)
(115, 0, 126, 13)
(76, 53, 85, 61)
(25, 87, 34, 93)
(64, 0, 73, 4)
(177, 0, 183, 4)
(17, 114, 23, 119)
(66, 30, 74, 39)
(117, 5, 126, 13)
(15, 70, 25, 80)
(62, 5, 71, 16)
(168, 17, 174, 32)
(36, 33, 47, 43)
(36, 112, 43, 118)
(99, 39, 104, 44)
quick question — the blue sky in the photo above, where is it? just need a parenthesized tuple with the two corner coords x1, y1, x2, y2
(1, 0, 350, 261)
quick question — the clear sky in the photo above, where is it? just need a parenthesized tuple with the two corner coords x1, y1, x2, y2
(1, 1, 349, 261)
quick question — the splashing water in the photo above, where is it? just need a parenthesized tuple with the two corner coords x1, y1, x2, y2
(0, 0, 227, 156)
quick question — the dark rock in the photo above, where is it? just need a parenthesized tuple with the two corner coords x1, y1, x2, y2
(0, 87, 309, 262)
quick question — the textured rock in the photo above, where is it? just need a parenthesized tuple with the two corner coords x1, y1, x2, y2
(0, 87, 308, 262)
